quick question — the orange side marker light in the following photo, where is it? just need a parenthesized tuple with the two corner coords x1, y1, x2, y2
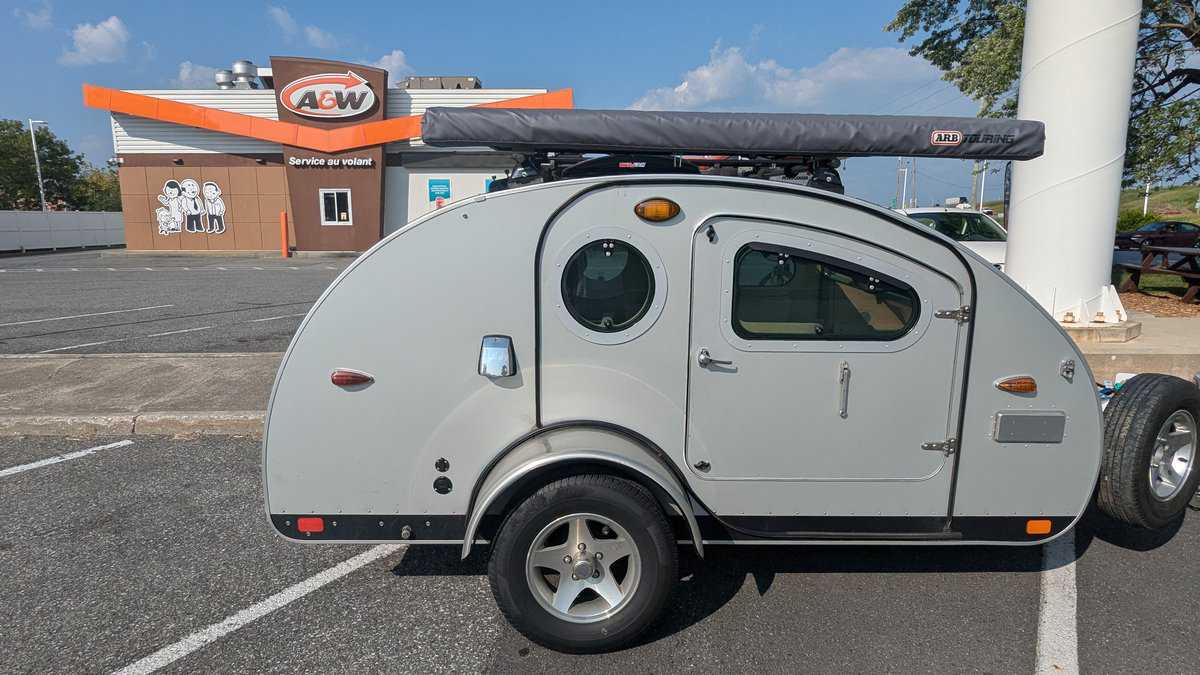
(996, 375, 1038, 394)
(1026, 519, 1052, 535)
(634, 198, 681, 222)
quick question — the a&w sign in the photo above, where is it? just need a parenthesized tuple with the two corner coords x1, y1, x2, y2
(280, 71, 376, 119)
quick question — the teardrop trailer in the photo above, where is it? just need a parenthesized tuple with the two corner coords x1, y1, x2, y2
(263, 109, 1200, 652)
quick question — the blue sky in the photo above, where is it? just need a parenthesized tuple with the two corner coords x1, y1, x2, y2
(0, 0, 1005, 207)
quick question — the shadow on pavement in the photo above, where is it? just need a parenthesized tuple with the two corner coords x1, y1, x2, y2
(1074, 502, 1186, 555)
(391, 539, 1044, 648)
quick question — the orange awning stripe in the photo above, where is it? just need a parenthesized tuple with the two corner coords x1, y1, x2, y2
(83, 84, 574, 153)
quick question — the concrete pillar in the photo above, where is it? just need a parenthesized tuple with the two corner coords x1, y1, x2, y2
(1004, 0, 1141, 324)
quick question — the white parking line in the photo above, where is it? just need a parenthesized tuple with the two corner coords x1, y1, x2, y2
(0, 304, 175, 328)
(1035, 530, 1079, 674)
(0, 267, 331, 272)
(115, 544, 403, 675)
(0, 440, 134, 478)
(37, 339, 127, 353)
(248, 313, 307, 323)
(146, 325, 214, 338)
(35, 325, 215, 353)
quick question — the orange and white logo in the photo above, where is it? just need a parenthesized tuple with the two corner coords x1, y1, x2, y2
(930, 130, 963, 146)
(280, 71, 376, 119)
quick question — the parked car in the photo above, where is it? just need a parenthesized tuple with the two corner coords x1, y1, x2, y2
(897, 207, 1008, 270)
(263, 109, 1199, 653)
(1115, 220, 1200, 250)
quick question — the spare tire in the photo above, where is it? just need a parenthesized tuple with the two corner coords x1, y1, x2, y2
(1099, 373, 1200, 528)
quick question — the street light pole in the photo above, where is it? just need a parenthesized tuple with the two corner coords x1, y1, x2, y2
(978, 161, 988, 210)
(28, 119, 48, 212)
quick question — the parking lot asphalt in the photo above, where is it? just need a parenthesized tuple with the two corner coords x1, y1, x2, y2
(0, 251, 349, 354)
(2, 435, 1196, 673)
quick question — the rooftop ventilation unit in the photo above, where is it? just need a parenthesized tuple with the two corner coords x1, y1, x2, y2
(212, 60, 273, 89)
(231, 60, 259, 89)
(214, 69, 234, 90)
(397, 76, 482, 90)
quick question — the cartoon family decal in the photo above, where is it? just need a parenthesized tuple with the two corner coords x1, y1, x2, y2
(155, 179, 227, 235)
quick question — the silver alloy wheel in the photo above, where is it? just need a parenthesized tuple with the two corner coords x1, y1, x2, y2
(1149, 409, 1197, 501)
(525, 513, 641, 624)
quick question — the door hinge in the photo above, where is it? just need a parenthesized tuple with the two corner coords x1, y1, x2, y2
(934, 305, 972, 323)
(922, 437, 958, 456)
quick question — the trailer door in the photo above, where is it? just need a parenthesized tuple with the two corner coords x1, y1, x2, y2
(686, 217, 968, 529)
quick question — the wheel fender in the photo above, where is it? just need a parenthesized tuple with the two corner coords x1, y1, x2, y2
(462, 426, 703, 559)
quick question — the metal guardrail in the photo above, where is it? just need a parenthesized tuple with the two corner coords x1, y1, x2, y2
(0, 211, 124, 252)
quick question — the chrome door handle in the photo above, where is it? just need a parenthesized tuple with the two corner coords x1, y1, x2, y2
(697, 348, 732, 368)
(838, 361, 850, 419)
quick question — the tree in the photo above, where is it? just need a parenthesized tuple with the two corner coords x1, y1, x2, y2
(0, 119, 121, 211)
(887, 1, 1200, 186)
(72, 167, 122, 212)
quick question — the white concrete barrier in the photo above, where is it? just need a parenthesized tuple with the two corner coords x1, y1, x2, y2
(0, 211, 124, 252)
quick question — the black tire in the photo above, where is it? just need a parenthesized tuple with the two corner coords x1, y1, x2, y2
(1098, 373, 1200, 528)
(487, 474, 677, 653)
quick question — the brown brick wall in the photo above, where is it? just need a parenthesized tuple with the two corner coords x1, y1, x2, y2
(119, 160, 291, 251)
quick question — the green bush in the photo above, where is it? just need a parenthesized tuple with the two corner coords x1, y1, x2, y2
(1116, 209, 1162, 232)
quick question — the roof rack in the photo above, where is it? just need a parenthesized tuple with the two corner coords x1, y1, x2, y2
(420, 108, 1045, 194)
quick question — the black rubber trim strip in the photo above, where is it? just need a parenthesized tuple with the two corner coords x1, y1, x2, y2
(271, 514, 466, 541)
(952, 516, 1073, 543)
(694, 515, 1071, 542)
(269, 511, 1068, 545)
(696, 516, 957, 540)
(527, 177, 980, 540)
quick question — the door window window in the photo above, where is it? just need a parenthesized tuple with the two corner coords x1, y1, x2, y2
(319, 189, 352, 226)
(561, 239, 655, 333)
(732, 244, 919, 341)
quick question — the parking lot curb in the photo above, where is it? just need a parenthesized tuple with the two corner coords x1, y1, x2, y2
(0, 411, 265, 437)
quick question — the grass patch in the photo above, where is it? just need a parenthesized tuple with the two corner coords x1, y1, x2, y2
(985, 184, 1200, 226)
(1113, 268, 1189, 295)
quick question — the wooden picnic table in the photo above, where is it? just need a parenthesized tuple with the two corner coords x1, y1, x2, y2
(1116, 245, 1200, 303)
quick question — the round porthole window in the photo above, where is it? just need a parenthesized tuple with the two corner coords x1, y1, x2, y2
(561, 239, 656, 333)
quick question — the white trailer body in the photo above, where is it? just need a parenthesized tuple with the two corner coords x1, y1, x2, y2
(261, 109, 1199, 652)
(264, 174, 1102, 544)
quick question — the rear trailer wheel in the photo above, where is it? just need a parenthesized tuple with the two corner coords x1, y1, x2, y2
(1099, 373, 1200, 528)
(487, 475, 678, 653)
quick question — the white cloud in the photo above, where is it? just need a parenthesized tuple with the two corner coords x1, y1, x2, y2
(267, 4, 298, 36)
(268, 5, 337, 49)
(172, 61, 218, 88)
(630, 44, 941, 113)
(58, 15, 130, 66)
(372, 49, 413, 84)
(14, 1, 52, 29)
(304, 25, 337, 49)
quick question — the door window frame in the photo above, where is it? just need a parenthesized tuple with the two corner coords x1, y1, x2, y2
(730, 242, 922, 342)
(713, 224, 941, 355)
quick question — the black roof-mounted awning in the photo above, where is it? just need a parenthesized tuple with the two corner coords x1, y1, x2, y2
(421, 108, 1045, 161)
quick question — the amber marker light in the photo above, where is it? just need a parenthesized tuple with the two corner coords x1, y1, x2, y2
(995, 375, 1038, 394)
(1026, 519, 1052, 535)
(634, 198, 681, 222)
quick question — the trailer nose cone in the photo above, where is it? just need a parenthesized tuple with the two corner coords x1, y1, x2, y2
(331, 369, 374, 387)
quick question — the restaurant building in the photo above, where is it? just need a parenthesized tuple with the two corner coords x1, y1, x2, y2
(83, 57, 571, 252)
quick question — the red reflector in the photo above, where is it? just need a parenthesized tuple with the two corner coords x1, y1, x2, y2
(331, 369, 374, 387)
(297, 517, 324, 533)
